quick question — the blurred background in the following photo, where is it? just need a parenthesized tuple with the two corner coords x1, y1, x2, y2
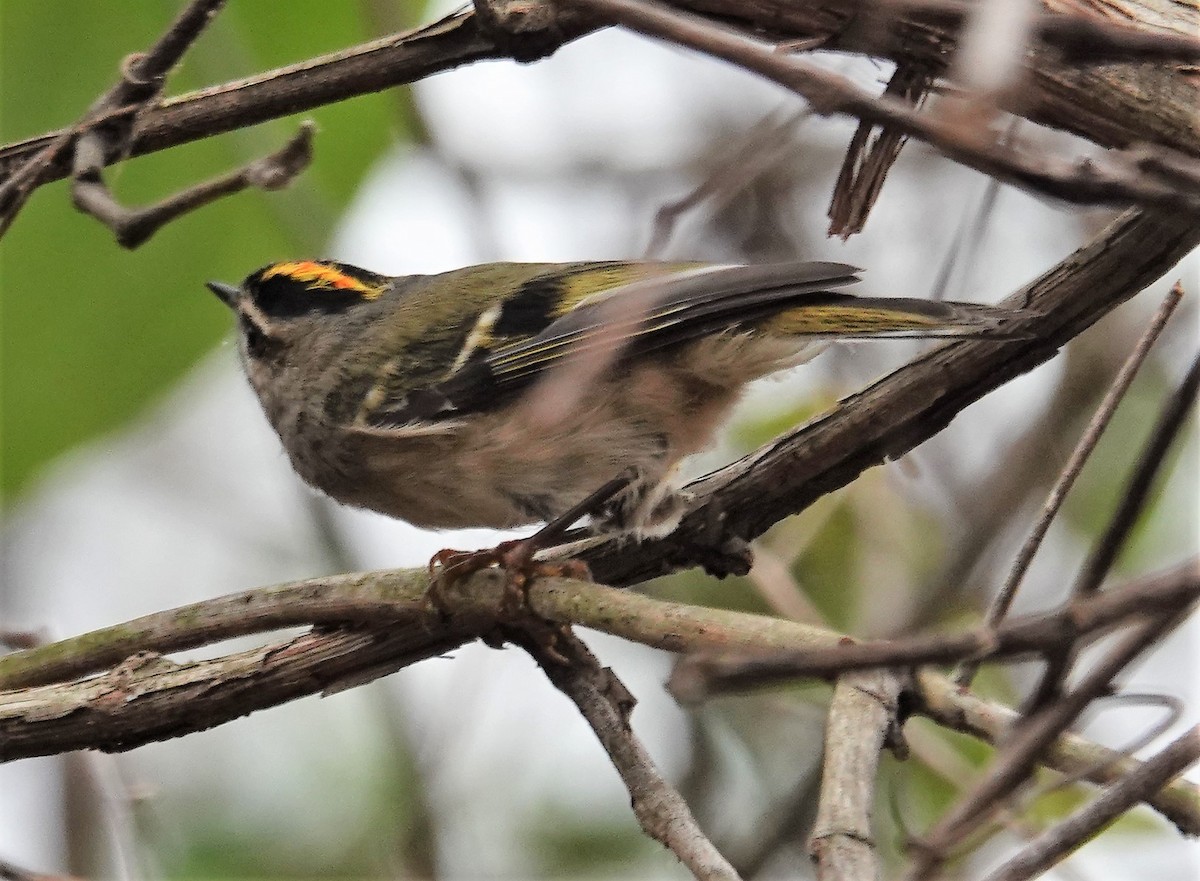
(1, 2, 1196, 878)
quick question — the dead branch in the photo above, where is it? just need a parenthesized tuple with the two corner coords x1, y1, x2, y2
(1, 0, 1195, 229)
(564, 0, 1200, 213)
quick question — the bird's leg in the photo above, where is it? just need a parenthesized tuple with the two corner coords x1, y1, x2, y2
(427, 468, 638, 618)
(596, 462, 692, 539)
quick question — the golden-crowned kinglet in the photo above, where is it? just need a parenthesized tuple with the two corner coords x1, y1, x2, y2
(207, 260, 1020, 536)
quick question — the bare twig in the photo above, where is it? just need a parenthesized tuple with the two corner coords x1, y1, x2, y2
(980, 725, 1200, 881)
(903, 609, 1187, 879)
(71, 122, 313, 248)
(562, 0, 1200, 214)
(913, 668, 1199, 837)
(0, 8, 587, 213)
(1028, 342, 1200, 709)
(672, 559, 1198, 689)
(1030, 691, 1183, 801)
(954, 282, 1185, 686)
(0, 0, 227, 236)
(1073, 343, 1200, 599)
(518, 624, 740, 880)
(808, 670, 904, 881)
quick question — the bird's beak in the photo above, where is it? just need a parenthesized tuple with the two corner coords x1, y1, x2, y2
(205, 280, 241, 309)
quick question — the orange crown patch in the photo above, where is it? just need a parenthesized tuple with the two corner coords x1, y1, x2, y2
(262, 261, 386, 300)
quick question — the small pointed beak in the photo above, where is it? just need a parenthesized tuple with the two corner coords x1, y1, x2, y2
(206, 280, 241, 309)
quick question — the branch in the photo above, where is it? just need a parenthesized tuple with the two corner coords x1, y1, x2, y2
(0, 0, 228, 235)
(71, 121, 313, 248)
(582, 208, 1200, 585)
(663, 0, 1200, 156)
(954, 283, 1186, 685)
(0, 567, 437, 690)
(903, 609, 1189, 878)
(808, 670, 904, 880)
(670, 560, 1199, 688)
(563, 0, 1200, 213)
(2, 572, 1197, 834)
(0, 8, 588, 196)
(980, 725, 1200, 881)
(519, 625, 741, 881)
(2, 0, 1195, 212)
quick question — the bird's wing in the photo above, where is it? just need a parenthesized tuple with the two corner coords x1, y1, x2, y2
(359, 260, 1033, 431)
(358, 261, 862, 429)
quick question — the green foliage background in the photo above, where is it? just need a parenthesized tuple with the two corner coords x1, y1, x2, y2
(0, 0, 419, 503)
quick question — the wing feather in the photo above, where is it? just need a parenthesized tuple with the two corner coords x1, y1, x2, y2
(359, 260, 1023, 431)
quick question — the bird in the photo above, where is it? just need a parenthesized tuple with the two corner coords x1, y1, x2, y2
(206, 259, 1022, 540)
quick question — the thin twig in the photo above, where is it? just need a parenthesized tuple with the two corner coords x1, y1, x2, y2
(912, 668, 1199, 836)
(954, 282, 1185, 686)
(0, 0, 226, 236)
(903, 610, 1187, 879)
(71, 122, 314, 248)
(1015, 691, 1183, 819)
(1027, 341, 1200, 709)
(808, 670, 904, 880)
(980, 725, 1200, 881)
(1074, 341, 1200, 599)
(518, 625, 742, 881)
(562, 0, 1200, 214)
(672, 558, 1198, 689)
(0, 7, 583, 213)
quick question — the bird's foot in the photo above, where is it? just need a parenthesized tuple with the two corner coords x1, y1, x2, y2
(426, 469, 635, 620)
(427, 538, 592, 621)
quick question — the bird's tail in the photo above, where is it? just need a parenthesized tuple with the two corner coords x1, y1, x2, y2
(766, 296, 1031, 339)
